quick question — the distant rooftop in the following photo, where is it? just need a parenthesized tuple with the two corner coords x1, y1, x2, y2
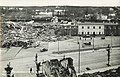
(77, 22, 118, 25)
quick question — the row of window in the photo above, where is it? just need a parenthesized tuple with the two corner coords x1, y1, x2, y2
(64, 26, 78, 29)
(80, 32, 104, 35)
(63, 26, 120, 29)
(82, 26, 101, 29)
(105, 26, 120, 29)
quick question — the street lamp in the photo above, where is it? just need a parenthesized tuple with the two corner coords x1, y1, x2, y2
(58, 40, 59, 52)
(110, 33, 113, 49)
(57, 32, 61, 52)
(93, 37, 94, 51)
(92, 33, 95, 51)
(34, 53, 41, 74)
(35, 53, 38, 64)
(57, 37, 60, 52)
(78, 37, 80, 73)
(106, 44, 111, 66)
(69, 24, 72, 38)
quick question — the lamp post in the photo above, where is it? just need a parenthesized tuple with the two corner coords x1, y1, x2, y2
(69, 24, 72, 38)
(57, 32, 61, 52)
(92, 33, 95, 51)
(106, 44, 111, 66)
(58, 39, 59, 52)
(93, 37, 94, 51)
(35, 53, 38, 63)
(78, 37, 80, 73)
(34, 53, 41, 76)
(57, 36, 60, 52)
(111, 33, 113, 49)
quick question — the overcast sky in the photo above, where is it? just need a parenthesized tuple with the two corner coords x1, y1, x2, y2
(0, 0, 120, 6)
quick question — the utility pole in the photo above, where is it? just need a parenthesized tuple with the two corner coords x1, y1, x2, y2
(57, 32, 60, 52)
(58, 37, 59, 52)
(35, 53, 38, 63)
(111, 33, 113, 49)
(69, 24, 72, 38)
(93, 33, 95, 51)
(34, 53, 41, 77)
(42, 59, 44, 73)
(106, 44, 111, 66)
(93, 37, 94, 50)
(78, 37, 80, 73)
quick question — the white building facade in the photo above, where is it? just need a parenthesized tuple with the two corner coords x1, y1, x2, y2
(78, 23, 104, 35)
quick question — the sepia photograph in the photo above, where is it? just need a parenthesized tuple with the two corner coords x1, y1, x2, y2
(0, 1, 120, 77)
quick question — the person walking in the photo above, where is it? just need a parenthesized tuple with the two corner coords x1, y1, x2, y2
(30, 68, 32, 73)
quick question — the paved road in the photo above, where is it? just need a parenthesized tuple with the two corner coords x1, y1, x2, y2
(2, 47, 22, 60)
(1, 36, 120, 77)
(62, 48, 120, 72)
(1, 47, 120, 76)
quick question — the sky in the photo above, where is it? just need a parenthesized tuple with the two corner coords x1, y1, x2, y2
(0, 0, 120, 6)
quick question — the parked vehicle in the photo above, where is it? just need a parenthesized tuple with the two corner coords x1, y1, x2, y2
(83, 35, 91, 38)
(83, 42, 91, 45)
(40, 48, 48, 52)
(101, 36, 105, 39)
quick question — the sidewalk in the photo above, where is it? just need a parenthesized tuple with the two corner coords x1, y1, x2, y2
(77, 65, 120, 75)
(2, 73, 36, 77)
(2, 47, 22, 60)
(52, 45, 120, 54)
(2, 65, 120, 77)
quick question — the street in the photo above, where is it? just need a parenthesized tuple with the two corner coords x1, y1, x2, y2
(1, 36, 120, 77)
(1, 47, 120, 75)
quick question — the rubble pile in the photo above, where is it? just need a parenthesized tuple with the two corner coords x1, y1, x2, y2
(1, 21, 71, 48)
(78, 67, 120, 77)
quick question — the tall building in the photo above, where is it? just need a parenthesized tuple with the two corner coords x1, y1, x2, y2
(78, 22, 104, 36)
(61, 22, 120, 36)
